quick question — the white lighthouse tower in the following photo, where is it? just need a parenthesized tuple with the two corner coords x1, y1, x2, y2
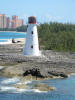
(24, 16, 41, 56)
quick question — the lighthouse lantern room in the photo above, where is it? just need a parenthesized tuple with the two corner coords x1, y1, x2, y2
(24, 16, 41, 56)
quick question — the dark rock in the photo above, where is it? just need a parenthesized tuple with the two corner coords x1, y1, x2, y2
(23, 68, 44, 78)
(48, 71, 68, 78)
(48, 71, 60, 76)
(59, 72, 68, 78)
(12, 39, 16, 43)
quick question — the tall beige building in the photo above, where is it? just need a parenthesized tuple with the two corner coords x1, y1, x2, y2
(0, 14, 8, 28)
(11, 15, 24, 28)
(3, 14, 7, 28)
(11, 16, 18, 28)
(18, 19, 24, 27)
(0, 14, 24, 29)
(0, 14, 2, 28)
(7, 17, 10, 28)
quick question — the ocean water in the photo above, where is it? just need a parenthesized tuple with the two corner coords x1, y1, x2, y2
(0, 32, 26, 39)
(0, 76, 75, 100)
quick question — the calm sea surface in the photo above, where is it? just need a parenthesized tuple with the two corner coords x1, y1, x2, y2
(0, 75, 75, 100)
(0, 32, 26, 39)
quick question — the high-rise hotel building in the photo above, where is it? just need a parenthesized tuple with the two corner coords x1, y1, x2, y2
(0, 14, 2, 28)
(11, 16, 24, 28)
(0, 14, 24, 29)
(0, 13, 10, 28)
(7, 17, 10, 28)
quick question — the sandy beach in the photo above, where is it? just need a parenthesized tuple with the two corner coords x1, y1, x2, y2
(0, 38, 25, 44)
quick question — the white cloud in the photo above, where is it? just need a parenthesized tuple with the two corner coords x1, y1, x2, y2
(53, 16, 63, 20)
(44, 13, 64, 22)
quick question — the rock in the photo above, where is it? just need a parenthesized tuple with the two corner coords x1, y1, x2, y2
(23, 68, 44, 79)
(48, 71, 68, 78)
(33, 84, 56, 91)
(14, 84, 26, 89)
(59, 72, 68, 78)
(0, 44, 75, 79)
(48, 71, 60, 76)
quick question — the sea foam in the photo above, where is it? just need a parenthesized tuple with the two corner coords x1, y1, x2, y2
(1, 77, 20, 85)
(0, 86, 16, 92)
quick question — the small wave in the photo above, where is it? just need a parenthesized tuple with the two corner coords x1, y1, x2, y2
(0, 66, 4, 70)
(0, 77, 47, 93)
(0, 86, 16, 92)
(15, 89, 44, 93)
(17, 81, 32, 85)
(24, 81, 32, 84)
(16, 89, 26, 93)
(32, 89, 48, 93)
(1, 77, 20, 85)
(0, 86, 47, 93)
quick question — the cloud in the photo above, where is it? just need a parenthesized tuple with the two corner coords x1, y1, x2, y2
(44, 13, 64, 22)
(53, 16, 63, 20)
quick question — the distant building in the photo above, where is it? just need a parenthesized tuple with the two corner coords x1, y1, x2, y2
(18, 19, 24, 27)
(11, 15, 24, 28)
(22, 19, 24, 26)
(11, 16, 18, 28)
(0, 13, 24, 29)
(7, 17, 10, 28)
(0, 14, 2, 28)
(1, 14, 7, 28)
(3, 14, 7, 28)
(0, 14, 10, 28)
(0, 14, 7, 28)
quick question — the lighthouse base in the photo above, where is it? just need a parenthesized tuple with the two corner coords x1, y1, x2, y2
(24, 51, 41, 56)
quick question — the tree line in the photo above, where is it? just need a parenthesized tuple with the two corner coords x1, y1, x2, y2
(38, 22, 75, 52)
(0, 25, 27, 32)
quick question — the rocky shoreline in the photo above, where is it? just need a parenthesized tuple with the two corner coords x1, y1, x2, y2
(0, 43, 75, 79)
(0, 43, 75, 92)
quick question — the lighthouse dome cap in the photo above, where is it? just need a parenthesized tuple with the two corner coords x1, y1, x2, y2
(28, 16, 37, 24)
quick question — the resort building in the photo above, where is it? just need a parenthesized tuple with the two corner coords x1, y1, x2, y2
(0, 14, 7, 28)
(0, 13, 24, 29)
(7, 17, 10, 29)
(0, 14, 2, 28)
(0, 14, 10, 28)
(11, 16, 24, 28)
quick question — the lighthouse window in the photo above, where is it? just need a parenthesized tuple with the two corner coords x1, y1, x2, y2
(31, 45, 33, 48)
(31, 31, 33, 34)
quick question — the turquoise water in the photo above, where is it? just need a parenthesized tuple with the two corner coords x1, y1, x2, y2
(0, 76, 75, 100)
(0, 32, 26, 39)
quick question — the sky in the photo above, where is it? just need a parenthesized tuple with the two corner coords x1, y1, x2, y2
(0, 0, 75, 24)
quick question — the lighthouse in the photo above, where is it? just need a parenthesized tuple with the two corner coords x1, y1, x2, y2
(24, 16, 41, 56)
